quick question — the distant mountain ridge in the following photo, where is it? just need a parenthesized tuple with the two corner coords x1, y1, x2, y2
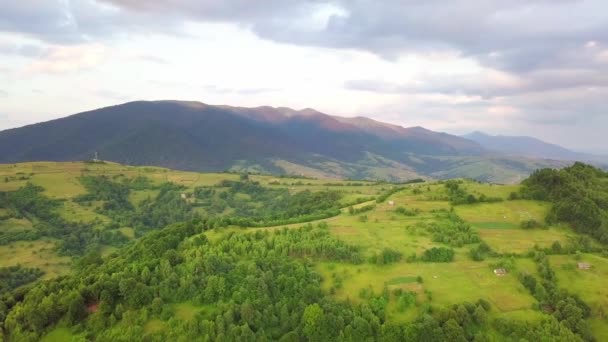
(0, 100, 566, 183)
(462, 131, 608, 164)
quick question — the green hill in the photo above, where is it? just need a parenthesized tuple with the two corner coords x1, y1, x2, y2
(0, 161, 607, 341)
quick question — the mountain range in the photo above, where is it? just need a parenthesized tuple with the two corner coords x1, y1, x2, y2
(463, 131, 607, 164)
(0, 100, 581, 183)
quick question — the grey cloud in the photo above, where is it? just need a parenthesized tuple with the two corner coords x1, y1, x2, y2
(0, 42, 48, 58)
(4, 1, 608, 74)
(346, 67, 608, 98)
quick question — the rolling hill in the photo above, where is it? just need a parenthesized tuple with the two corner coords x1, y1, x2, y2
(0, 100, 565, 183)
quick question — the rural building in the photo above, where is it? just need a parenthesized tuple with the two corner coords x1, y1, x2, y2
(181, 193, 187, 200)
(388, 200, 395, 206)
(493, 268, 507, 276)
(578, 262, 591, 270)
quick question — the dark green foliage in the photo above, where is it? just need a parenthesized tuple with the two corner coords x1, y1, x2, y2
(0, 183, 129, 255)
(421, 212, 481, 247)
(469, 242, 493, 261)
(394, 206, 419, 216)
(0, 266, 44, 295)
(348, 203, 376, 215)
(0, 183, 60, 221)
(75, 176, 133, 211)
(521, 219, 543, 229)
(193, 180, 344, 226)
(420, 247, 455, 262)
(520, 162, 608, 243)
(396, 292, 416, 312)
(368, 248, 402, 265)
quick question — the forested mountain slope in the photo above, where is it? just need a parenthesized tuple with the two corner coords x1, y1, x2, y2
(0, 101, 565, 183)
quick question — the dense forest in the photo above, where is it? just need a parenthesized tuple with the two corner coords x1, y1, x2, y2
(519, 162, 608, 243)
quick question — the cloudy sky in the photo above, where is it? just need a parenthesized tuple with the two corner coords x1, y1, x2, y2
(1, 1, 607, 153)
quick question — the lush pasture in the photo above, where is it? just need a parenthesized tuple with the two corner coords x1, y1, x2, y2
(0, 217, 33, 232)
(455, 200, 549, 225)
(0, 240, 70, 279)
(479, 226, 572, 253)
(316, 258, 536, 316)
(40, 327, 75, 342)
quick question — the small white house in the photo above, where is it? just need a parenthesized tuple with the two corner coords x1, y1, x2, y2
(388, 200, 395, 206)
(181, 193, 187, 200)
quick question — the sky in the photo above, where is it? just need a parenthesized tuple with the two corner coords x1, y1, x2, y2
(1, 1, 607, 153)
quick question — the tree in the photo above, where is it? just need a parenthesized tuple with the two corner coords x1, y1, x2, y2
(443, 318, 467, 342)
(302, 304, 325, 341)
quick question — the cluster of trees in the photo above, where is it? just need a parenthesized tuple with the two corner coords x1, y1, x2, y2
(394, 206, 419, 216)
(469, 242, 494, 261)
(444, 180, 502, 205)
(406, 247, 456, 263)
(368, 248, 402, 265)
(518, 252, 593, 341)
(521, 219, 544, 229)
(192, 180, 347, 226)
(520, 162, 608, 244)
(76, 176, 196, 235)
(348, 203, 376, 215)
(422, 212, 481, 247)
(0, 266, 44, 296)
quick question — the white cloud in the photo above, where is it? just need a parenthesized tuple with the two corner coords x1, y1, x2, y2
(23, 43, 109, 75)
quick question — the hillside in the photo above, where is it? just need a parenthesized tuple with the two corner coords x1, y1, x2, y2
(0, 101, 564, 183)
(0, 161, 607, 340)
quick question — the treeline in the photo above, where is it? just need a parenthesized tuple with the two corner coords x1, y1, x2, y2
(519, 162, 608, 244)
(192, 180, 346, 226)
(376, 186, 404, 203)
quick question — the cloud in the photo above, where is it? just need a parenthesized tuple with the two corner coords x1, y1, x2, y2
(346, 66, 608, 98)
(0, 90, 7, 97)
(201, 85, 281, 95)
(23, 43, 109, 74)
(138, 54, 170, 64)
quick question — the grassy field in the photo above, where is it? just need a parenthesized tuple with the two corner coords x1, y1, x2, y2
(0, 240, 71, 278)
(40, 327, 75, 342)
